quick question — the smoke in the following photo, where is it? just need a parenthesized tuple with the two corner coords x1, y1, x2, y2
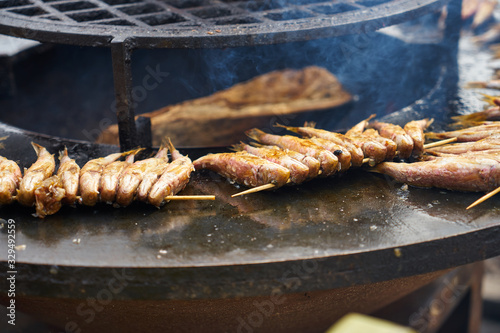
(0, 8, 449, 140)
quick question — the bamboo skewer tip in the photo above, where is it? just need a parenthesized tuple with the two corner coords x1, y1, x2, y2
(231, 183, 276, 197)
(466, 186, 500, 210)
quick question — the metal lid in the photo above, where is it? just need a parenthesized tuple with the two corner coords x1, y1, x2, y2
(0, 0, 448, 48)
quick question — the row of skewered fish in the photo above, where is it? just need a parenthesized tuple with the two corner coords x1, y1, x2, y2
(2, 109, 500, 218)
(193, 112, 500, 194)
(0, 139, 194, 218)
(193, 115, 433, 189)
(375, 108, 500, 193)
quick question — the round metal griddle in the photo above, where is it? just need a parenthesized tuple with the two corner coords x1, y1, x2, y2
(0, 0, 448, 48)
(0, 118, 500, 302)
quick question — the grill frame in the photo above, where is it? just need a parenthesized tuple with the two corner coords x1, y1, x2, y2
(0, 0, 449, 48)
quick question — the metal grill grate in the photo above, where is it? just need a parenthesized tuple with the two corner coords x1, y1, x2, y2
(0, 0, 448, 48)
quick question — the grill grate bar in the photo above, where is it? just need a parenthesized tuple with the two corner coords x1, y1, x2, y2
(30, 0, 77, 22)
(139, 0, 212, 28)
(85, 0, 152, 28)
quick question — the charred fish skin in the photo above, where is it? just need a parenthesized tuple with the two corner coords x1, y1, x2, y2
(371, 121, 414, 159)
(375, 156, 500, 192)
(79, 151, 124, 206)
(246, 128, 338, 177)
(0, 156, 22, 205)
(148, 139, 194, 207)
(233, 142, 309, 184)
(17, 143, 55, 207)
(193, 151, 290, 188)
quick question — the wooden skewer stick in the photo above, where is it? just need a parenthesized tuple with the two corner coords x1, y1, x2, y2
(423, 137, 458, 149)
(231, 183, 276, 197)
(466, 187, 500, 210)
(164, 195, 215, 200)
(231, 178, 293, 198)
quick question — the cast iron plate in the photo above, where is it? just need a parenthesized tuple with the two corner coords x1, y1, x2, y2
(1, 27, 500, 301)
(0, 117, 499, 301)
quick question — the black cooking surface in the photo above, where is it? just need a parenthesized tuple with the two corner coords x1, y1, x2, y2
(1, 89, 500, 301)
(1, 0, 499, 302)
(0, 0, 448, 47)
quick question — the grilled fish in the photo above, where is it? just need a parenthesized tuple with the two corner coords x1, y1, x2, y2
(374, 156, 500, 192)
(426, 122, 500, 142)
(254, 144, 321, 179)
(148, 139, 195, 207)
(193, 151, 290, 190)
(136, 146, 170, 202)
(277, 123, 364, 167)
(17, 143, 55, 206)
(58, 148, 80, 205)
(0, 156, 22, 205)
(246, 128, 338, 176)
(404, 118, 433, 157)
(370, 121, 414, 159)
(100, 150, 141, 204)
(80, 151, 130, 206)
(232, 142, 309, 184)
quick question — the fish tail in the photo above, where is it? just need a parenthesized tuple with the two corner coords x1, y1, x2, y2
(245, 128, 266, 142)
(155, 141, 169, 160)
(58, 147, 68, 161)
(160, 137, 170, 150)
(165, 137, 184, 160)
(480, 93, 500, 106)
(31, 142, 45, 156)
(165, 138, 176, 154)
(230, 142, 246, 152)
(426, 118, 435, 128)
(274, 123, 299, 134)
(122, 147, 144, 157)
